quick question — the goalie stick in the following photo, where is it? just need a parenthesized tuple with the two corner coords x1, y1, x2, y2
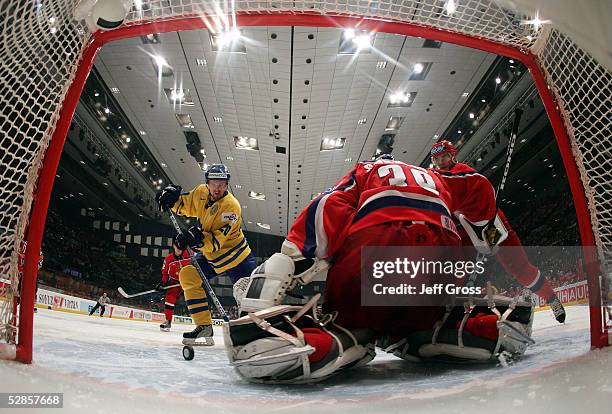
(467, 107, 524, 287)
(494, 107, 524, 213)
(117, 284, 180, 299)
(167, 210, 229, 322)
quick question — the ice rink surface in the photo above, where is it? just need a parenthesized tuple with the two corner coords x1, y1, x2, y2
(2, 306, 611, 413)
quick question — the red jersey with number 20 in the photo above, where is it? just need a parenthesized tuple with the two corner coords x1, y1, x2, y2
(286, 159, 496, 259)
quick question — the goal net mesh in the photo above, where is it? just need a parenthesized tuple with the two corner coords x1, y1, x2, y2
(0, 0, 610, 351)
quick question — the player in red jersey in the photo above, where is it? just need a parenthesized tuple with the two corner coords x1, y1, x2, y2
(225, 156, 533, 383)
(157, 242, 191, 331)
(430, 140, 566, 323)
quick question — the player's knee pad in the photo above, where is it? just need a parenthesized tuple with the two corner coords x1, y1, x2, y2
(224, 295, 375, 384)
(379, 295, 534, 364)
(239, 251, 330, 313)
(179, 265, 205, 292)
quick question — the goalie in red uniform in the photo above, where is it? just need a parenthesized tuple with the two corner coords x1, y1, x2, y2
(157, 241, 191, 331)
(224, 155, 534, 383)
(430, 140, 565, 323)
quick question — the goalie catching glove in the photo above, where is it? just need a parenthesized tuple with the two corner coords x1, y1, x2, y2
(224, 295, 375, 384)
(236, 241, 330, 313)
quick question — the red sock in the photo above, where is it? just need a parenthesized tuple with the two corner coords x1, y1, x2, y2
(460, 313, 499, 341)
(297, 328, 334, 363)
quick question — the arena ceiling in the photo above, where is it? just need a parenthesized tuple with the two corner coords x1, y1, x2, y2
(86, 26, 496, 235)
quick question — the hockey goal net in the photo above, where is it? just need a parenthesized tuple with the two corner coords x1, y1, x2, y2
(0, 0, 610, 363)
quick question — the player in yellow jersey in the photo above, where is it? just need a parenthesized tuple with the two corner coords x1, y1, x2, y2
(155, 164, 256, 345)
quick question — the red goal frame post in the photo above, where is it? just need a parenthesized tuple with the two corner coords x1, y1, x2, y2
(3, 2, 609, 364)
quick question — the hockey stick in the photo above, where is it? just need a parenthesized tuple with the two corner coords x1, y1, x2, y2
(167, 210, 229, 322)
(463, 109, 524, 289)
(494, 107, 524, 213)
(117, 284, 180, 299)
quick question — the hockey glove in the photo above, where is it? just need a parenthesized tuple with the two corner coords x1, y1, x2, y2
(174, 226, 205, 250)
(155, 184, 182, 212)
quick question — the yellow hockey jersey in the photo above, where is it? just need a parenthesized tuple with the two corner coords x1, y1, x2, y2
(171, 184, 251, 273)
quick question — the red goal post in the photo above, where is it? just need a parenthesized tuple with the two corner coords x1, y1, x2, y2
(0, 0, 609, 364)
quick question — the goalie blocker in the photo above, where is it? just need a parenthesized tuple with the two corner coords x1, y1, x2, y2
(235, 241, 330, 313)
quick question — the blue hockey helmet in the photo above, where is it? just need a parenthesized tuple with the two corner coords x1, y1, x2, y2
(205, 164, 230, 182)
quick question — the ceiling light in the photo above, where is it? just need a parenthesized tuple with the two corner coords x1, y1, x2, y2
(520, 138, 526, 143)
(257, 223, 270, 230)
(176, 113, 195, 128)
(111, 87, 120, 94)
(521, 13, 551, 31)
(433, 134, 439, 140)
(358, 118, 367, 125)
(153, 55, 168, 68)
(509, 59, 515, 63)
(469, 113, 475, 119)
(248, 191, 266, 201)
(216, 28, 241, 48)
(389, 91, 416, 107)
(353, 34, 372, 50)
(80, 160, 85, 164)
(196, 58, 207, 66)
(213, 117, 222, 123)
(103, 182, 109, 186)
(235, 185, 242, 189)
(413, 63, 424, 74)
(104, 107, 110, 114)
(481, 98, 486, 103)
(461, 92, 469, 97)
(123, 200, 128, 203)
(543, 158, 548, 162)
(477, 157, 482, 162)
(385, 116, 404, 131)
(343, 28, 356, 40)
(161, 163, 167, 167)
(139, 130, 146, 135)
(141, 33, 161, 44)
(339, 29, 373, 54)
(226, 156, 234, 160)
(321, 137, 346, 151)
(376, 61, 387, 69)
(445, 0, 456, 15)
(170, 89, 184, 101)
(345, 158, 352, 162)
(234, 136, 259, 150)
(491, 165, 497, 169)
(457, 130, 462, 134)
(94, 92, 99, 97)
(158, 179, 163, 184)
(495, 77, 501, 84)
(119, 178, 125, 182)
(125, 137, 131, 142)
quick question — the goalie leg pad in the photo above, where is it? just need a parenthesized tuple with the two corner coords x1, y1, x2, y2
(224, 299, 375, 384)
(378, 295, 534, 363)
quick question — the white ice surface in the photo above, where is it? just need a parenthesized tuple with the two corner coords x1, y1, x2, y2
(2, 306, 612, 413)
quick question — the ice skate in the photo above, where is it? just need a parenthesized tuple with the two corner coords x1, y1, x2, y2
(160, 320, 171, 332)
(182, 324, 214, 346)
